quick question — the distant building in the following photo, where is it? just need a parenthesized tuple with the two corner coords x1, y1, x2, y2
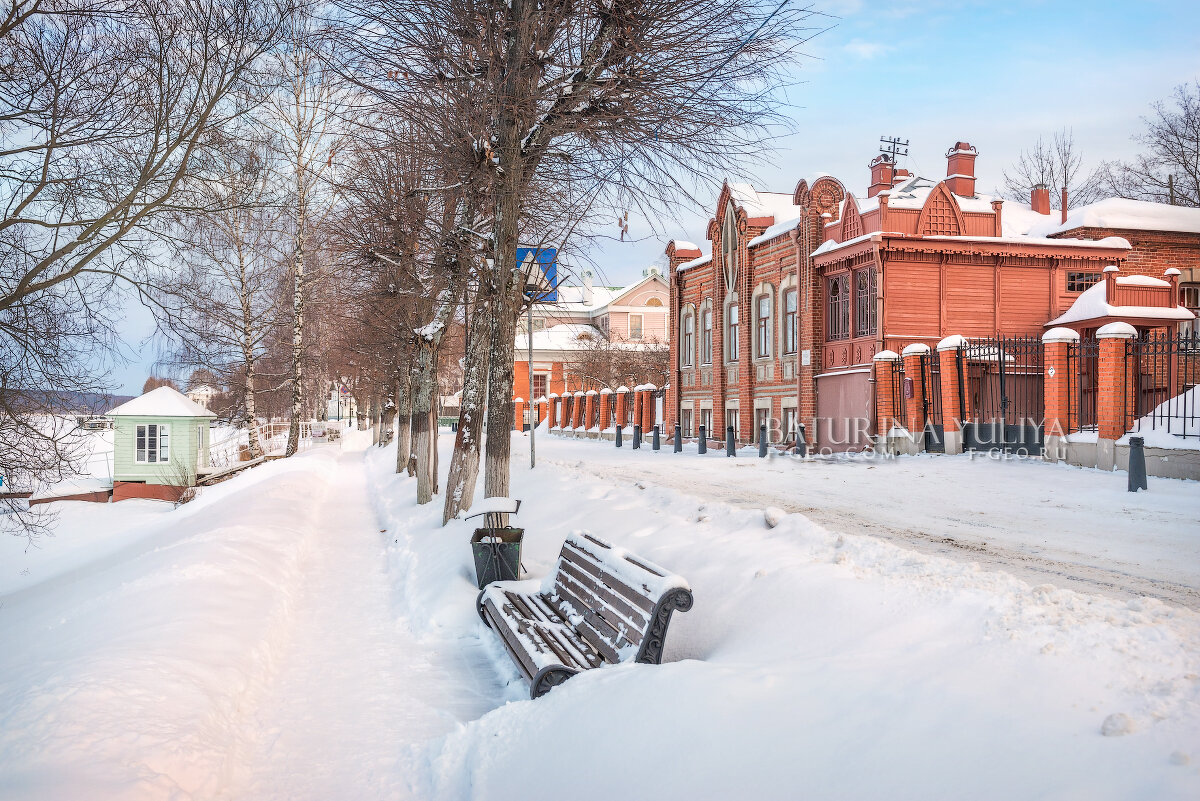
(108, 386, 216, 502)
(186, 384, 217, 409)
(513, 269, 669, 426)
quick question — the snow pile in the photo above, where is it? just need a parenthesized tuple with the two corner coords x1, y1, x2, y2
(1035, 198, 1200, 237)
(1122, 385, 1200, 449)
(1048, 276, 1194, 326)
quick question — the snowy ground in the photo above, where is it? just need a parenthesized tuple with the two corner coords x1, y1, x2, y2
(0, 430, 1197, 799)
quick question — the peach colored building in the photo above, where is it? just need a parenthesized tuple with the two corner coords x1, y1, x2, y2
(514, 270, 669, 427)
(667, 141, 1199, 453)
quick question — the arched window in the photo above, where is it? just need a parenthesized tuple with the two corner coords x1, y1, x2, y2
(828, 275, 849, 341)
(726, 301, 739, 362)
(783, 289, 798, 354)
(755, 293, 771, 359)
(701, 304, 713, 365)
(645, 297, 664, 307)
(681, 311, 695, 368)
(721, 203, 738, 291)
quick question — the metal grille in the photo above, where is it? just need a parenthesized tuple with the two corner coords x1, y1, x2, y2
(957, 336, 1045, 453)
(1125, 332, 1200, 439)
(890, 360, 908, 429)
(1066, 338, 1099, 433)
(827, 275, 849, 340)
(920, 352, 944, 452)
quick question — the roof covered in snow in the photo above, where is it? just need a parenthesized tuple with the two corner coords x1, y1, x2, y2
(1046, 278, 1196, 327)
(108, 386, 216, 417)
(727, 182, 802, 221)
(1039, 198, 1200, 237)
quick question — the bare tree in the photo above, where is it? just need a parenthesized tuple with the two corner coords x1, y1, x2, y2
(1003, 128, 1104, 209)
(0, 0, 291, 533)
(332, 0, 815, 503)
(563, 332, 669, 391)
(1101, 82, 1200, 207)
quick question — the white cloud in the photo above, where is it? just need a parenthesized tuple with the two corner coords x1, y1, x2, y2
(842, 38, 890, 59)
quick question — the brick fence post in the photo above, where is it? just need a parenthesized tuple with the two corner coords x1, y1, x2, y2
(560, 392, 572, 429)
(632, 385, 644, 431)
(549, 394, 560, 429)
(615, 386, 629, 434)
(872, 350, 899, 449)
(936, 335, 965, 454)
(1041, 327, 1079, 462)
(571, 391, 585, 430)
(1096, 322, 1137, 471)
(598, 388, 612, 434)
(512, 398, 525, 431)
(584, 390, 597, 434)
(901, 343, 929, 452)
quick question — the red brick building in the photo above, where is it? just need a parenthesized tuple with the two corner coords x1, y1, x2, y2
(667, 142, 1199, 452)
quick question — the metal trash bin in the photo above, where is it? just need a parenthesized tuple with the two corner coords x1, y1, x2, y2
(470, 526, 524, 589)
(466, 497, 524, 589)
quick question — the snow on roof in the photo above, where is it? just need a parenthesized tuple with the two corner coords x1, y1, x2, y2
(676, 253, 712, 273)
(748, 215, 802, 247)
(1036, 198, 1200, 237)
(727, 182, 802, 221)
(671, 240, 701, 252)
(1046, 280, 1196, 327)
(108, 385, 216, 417)
(515, 323, 603, 351)
(552, 284, 618, 311)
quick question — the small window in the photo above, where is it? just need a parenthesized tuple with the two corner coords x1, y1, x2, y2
(532, 375, 548, 399)
(1067, 272, 1101, 292)
(629, 314, 643, 340)
(754, 407, 770, 441)
(680, 408, 693, 438)
(725, 409, 740, 437)
(135, 423, 170, 463)
(783, 290, 798, 354)
(532, 317, 546, 331)
(701, 307, 713, 365)
(756, 295, 771, 359)
(781, 407, 797, 442)
(1181, 284, 1199, 339)
(645, 297, 664, 307)
(828, 275, 850, 341)
(727, 304, 739, 361)
(854, 269, 877, 337)
(699, 408, 713, 436)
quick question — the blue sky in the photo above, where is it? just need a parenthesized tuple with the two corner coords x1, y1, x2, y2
(110, 0, 1200, 394)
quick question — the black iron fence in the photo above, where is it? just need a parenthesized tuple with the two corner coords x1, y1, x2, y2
(957, 336, 1045, 453)
(1066, 337, 1099, 433)
(890, 359, 907, 430)
(920, 352, 944, 452)
(1124, 332, 1200, 439)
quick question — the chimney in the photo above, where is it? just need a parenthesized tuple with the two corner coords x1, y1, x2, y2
(868, 155, 894, 198)
(945, 141, 978, 196)
(1031, 183, 1051, 215)
(582, 269, 593, 305)
(891, 168, 911, 187)
(1061, 187, 1069, 224)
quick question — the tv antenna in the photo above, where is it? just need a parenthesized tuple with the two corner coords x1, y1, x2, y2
(879, 136, 909, 164)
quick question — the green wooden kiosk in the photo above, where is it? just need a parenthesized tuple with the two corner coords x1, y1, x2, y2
(108, 386, 216, 502)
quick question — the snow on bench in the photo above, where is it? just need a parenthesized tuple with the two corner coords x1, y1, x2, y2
(476, 531, 693, 698)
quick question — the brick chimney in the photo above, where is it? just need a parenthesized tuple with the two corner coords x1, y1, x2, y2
(868, 154, 894, 198)
(1031, 183, 1051, 215)
(891, 168, 911, 187)
(945, 142, 978, 196)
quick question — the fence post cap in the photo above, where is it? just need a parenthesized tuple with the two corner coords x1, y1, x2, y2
(535, 396, 547, 403)
(901, 342, 931, 356)
(573, 390, 585, 397)
(585, 389, 597, 395)
(1096, 322, 1138, 339)
(642, 383, 658, 391)
(598, 387, 612, 394)
(1041, 327, 1080, 343)
(1164, 267, 1181, 276)
(1103, 264, 1120, 273)
(936, 334, 967, 351)
(873, 349, 900, 362)
(547, 392, 559, 399)
(513, 397, 524, 403)
(616, 385, 630, 393)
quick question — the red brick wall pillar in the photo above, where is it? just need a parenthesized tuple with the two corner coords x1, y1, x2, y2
(598, 389, 612, 431)
(1041, 328, 1079, 453)
(872, 351, 900, 436)
(615, 387, 629, 429)
(560, 393, 571, 429)
(547, 394, 559, 428)
(901, 344, 929, 445)
(632, 386, 644, 429)
(936, 336, 965, 454)
(584, 390, 597, 431)
(513, 398, 526, 430)
(1097, 323, 1137, 443)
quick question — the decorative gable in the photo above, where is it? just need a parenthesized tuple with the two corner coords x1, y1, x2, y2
(916, 183, 964, 237)
(841, 199, 863, 241)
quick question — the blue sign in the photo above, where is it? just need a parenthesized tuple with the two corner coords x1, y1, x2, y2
(516, 247, 557, 302)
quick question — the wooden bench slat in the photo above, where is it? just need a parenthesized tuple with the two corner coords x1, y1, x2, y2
(482, 597, 537, 680)
(560, 541, 657, 613)
(553, 570, 640, 653)
(555, 559, 649, 640)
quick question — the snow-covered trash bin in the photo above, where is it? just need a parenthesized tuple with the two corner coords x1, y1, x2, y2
(466, 497, 524, 589)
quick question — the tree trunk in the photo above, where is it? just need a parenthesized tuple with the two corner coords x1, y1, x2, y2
(395, 376, 412, 474)
(285, 237, 305, 456)
(370, 394, 380, 446)
(443, 297, 490, 524)
(244, 358, 263, 459)
(412, 343, 438, 503)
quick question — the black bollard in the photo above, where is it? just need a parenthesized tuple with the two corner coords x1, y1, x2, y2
(759, 424, 768, 458)
(698, 425, 707, 454)
(1128, 436, 1148, 492)
(615, 424, 622, 447)
(674, 423, 682, 453)
(633, 424, 642, 449)
(652, 425, 661, 451)
(726, 425, 735, 457)
(796, 424, 807, 458)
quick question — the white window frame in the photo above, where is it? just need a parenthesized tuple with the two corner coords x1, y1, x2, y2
(629, 313, 644, 340)
(700, 303, 713, 365)
(681, 310, 695, 368)
(135, 422, 170, 464)
(726, 301, 739, 363)
(755, 291, 772, 360)
(783, 289, 798, 355)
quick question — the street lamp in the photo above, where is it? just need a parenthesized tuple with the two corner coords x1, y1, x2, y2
(515, 248, 557, 469)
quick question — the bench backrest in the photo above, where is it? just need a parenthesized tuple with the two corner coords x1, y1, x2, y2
(549, 532, 692, 665)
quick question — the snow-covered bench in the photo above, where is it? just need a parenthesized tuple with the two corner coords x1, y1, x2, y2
(476, 532, 694, 698)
